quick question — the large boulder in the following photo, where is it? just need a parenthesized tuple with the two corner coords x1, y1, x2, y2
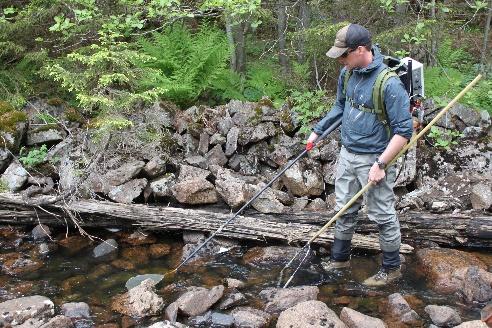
(424, 305, 462, 327)
(281, 161, 323, 197)
(387, 293, 420, 325)
(174, 285, 224, 317)
(108, 178, 147, 204)
(111, 279, 165, 317)
(0, 295, 54, 326)
(214, 167, 248, 208)
(0, 161, 28, 192)
(89, 160, 145, 193)
(172, 178, 218, 204)
(451, 266, 492, 303)
(259, 286, 319, 313)
(243, 183, 285, 214)
(26, 127, 66, 146)
(416, 248, 487, 295)
(150, 174, 176, 198)
(276, 300, 346, 328)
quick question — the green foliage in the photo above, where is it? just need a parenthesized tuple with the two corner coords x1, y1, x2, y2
(19, 144, 48, 168)
(136, 23, 231, 108)
(243, 62, 287, 105)
(43, 42, 163, 114)
(36, 113, 58, 124)
(435, 39, 474, 71)
(424, 67, 492, 113)
(290, 90, 332, 135)
(427, 126, 463, 150)
(0, 179, 8, 193)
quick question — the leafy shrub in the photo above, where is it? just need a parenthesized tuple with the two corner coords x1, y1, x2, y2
(290, 90, 332, 135)
(19, 144, 48, 168)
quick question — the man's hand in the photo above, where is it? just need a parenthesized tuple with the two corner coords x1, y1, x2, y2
(368, 162, 385, 184)
(306, 132, 319, 151)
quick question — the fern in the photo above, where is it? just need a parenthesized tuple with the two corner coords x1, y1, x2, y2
(137, 23, 232, 107)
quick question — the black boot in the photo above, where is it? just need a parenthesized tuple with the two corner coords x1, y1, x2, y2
(382, 250, 401, 270)
(322, 238, 351, 271)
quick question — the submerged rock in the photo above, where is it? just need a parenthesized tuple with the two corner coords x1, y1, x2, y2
(276, 300, 346, 328)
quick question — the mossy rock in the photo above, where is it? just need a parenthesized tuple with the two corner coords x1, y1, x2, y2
(0, 111, 28, 133)
(0, 101, 15, 115)
(46, 97, 64, 106)
(64, 107, 85, 124)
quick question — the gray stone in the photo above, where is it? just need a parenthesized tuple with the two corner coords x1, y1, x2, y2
(218, 115, 234, 136)
(164, 302, 179, 323)
(126, 274, 164, 291)
(39, 315, 74, 328)
(305, 198, 326, 212)
(205, 144, 228, 167)
(217, 291, 247, 310)
(211, 312, 234, 327)
(111, 279, 165, 317)
(281, 162, 323, 197)
(0, 148, 11, 173)
(93, 239, 118, 259)
(175, 285, 225, 317)
(144, 156, 167, 178)
(387, 293, 420, 324)
(91, 160, 145, 193)
(1, 161, 28, 191)
(225, 126, 239, 157)
(453, 321, 488, 328)
(276, 300, 346, 328)
(198, 132, 210, 155)
(61, 302, 90, 319)
(243, 183, 285, 214)
(395, 143, 417, 187)
(259, 286, 319, 313)
(451, 266, 492, 303)
(230, 307, 271, 328)
(210, 133, 226, 146)
(225, 278, 245, 289)
(184, 155, 209, 169)
(26, 128, 66, 146)
(238, 122, 276, 146)
(470, 183, 492, 210)
(150, 174, 176, 198)
(0, 295, 54, 326)
(424, 305, 461, 327)
(290, 197, 309, 212)
(214, 167, 247, 208)
(108, 178, 147, 204)
(178, 164, 210, 181)
(172, 178, 218, 205)
(340, 307, 386, 328)
(147, 320, 188, 328)
(32, 224, 51, 241)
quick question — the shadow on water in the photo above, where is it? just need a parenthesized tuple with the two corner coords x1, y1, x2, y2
(0, 226, 489, 327)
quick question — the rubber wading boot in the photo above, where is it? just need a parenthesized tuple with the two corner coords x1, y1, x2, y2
(321, 238, 351, 272)
(362, 266, 402, 287)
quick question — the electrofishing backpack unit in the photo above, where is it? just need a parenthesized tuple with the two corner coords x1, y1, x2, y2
(342, 49, 425, 136)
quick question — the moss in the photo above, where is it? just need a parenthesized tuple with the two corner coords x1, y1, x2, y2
(0, 179, 8, 193)
(47, 97, 64, 106)
(0, 110, 28, 133)
(0, 101, 15, 115)
(258, 97, 274, 108)
(32, 123, 59, 133)
(64, 107, 85, 124)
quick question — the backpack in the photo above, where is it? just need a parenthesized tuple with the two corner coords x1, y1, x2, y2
(342, 54, 421, 137)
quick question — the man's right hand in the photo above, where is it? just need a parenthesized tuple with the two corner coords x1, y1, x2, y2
(306, 132, 319, 151)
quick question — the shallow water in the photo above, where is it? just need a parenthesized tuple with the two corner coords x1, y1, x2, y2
(0, 225, 489, 327)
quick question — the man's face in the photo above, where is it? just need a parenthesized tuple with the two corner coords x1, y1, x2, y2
(337, 46, 364, 70)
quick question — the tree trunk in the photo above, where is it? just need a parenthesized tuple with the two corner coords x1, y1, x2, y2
(480, 0, 492, 74)
(225, 13, 237, 72)
(296, 0, 310, 64)
(429, 0, 438, 66)
(277, 0, 289, 74)
(1, 194, 491, 251)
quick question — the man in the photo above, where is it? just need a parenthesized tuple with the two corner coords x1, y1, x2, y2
(306, 23, 413, 286)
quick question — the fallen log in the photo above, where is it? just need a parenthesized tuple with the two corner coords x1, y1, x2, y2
(1, 193, 491, 251)
(0, 193, 414, 253)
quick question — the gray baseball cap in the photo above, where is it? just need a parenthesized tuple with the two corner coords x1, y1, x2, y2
(326, 24, 372, 58)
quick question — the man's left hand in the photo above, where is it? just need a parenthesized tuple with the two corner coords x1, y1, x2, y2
(368, 162, 385, 184)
